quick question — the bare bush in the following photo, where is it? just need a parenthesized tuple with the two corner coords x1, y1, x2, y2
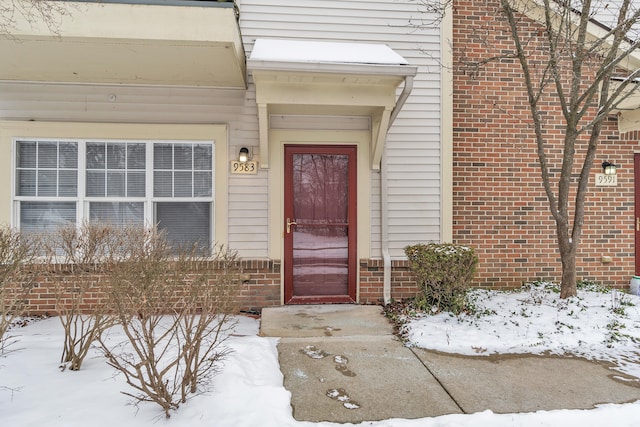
(98, 227, 240, 418)
(177, 246, 239, 398)
(0, 226, 39, 354)
(47, 222, 118, 371)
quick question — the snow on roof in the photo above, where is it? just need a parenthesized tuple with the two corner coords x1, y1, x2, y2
(249, 38, 409, 66)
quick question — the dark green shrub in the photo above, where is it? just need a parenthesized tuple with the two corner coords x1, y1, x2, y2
(404, 243, 478, 314)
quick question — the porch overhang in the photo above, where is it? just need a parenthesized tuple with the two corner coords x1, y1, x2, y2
(513, 0, 640, 133)
(0, 0, 245, 88)
(612, 77, 640, 133)
(247, 39, 417, 170)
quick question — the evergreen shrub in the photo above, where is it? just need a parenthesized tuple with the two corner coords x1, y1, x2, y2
(404, 243, 478, 314)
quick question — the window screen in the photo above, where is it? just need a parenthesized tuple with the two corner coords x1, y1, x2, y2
(14, 139, 214, 253)
(16, 141, 78, 233)
(156, 202, 211, 252)
(16, 141, 78, 197)
(153, 143, 212, 198)
(86, 142, 145, 197)
(89, 202, 144, 226)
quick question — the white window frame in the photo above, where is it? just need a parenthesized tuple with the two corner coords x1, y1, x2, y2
(12, 138, 216, 246)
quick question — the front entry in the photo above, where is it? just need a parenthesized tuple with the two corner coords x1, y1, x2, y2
(284, 145, 357, 304)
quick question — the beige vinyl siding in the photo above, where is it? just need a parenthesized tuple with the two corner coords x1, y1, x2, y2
(0, 82, 269, 258)
(0, 0, 444, 260)
(239, 0, 443, 257)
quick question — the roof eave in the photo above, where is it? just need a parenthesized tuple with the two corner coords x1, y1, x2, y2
(247, 59, 418, 78)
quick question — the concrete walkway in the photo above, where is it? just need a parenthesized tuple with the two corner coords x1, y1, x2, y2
(260, 304, 640, 423)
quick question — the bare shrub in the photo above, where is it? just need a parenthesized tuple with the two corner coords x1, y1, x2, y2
(46, 222, 118, 371)
(177, 246, 239, 398)
(0, 226, 40, 354)
(98, 227, 240, 418)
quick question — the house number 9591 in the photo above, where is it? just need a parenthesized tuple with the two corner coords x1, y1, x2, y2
(230, 161, 258, 174)
(595, 173, 617, 187)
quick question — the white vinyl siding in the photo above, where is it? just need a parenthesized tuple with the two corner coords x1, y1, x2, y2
(239, 0, 443, 257)
(0, 83, 267, 258)
(1, 0, 443, 259)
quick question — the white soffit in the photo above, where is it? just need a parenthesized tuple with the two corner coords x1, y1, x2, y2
(516, 1, 640, 133)
(611, 77, 640, 133)
(247, 39, 417, 170)
(0, 1, 246, 87)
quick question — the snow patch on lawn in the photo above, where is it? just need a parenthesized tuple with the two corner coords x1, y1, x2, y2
(404, 283, 640, 378)
(2, 283, 640, 426)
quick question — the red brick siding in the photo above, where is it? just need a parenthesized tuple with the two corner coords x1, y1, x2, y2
(235, 259, 281, 312)
(21, 260, 282, 316)
(359, 259, 420, 304)
(453, 0, 639, 290)
(20, 258, 423, 314)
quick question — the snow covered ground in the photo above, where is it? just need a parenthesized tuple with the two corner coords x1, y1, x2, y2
(2, 282, 640, 426)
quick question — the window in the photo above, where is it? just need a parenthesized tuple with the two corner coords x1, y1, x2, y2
(14, 139, 215, 251)
(16, 141, 78, 233)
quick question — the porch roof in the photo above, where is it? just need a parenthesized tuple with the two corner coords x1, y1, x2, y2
(0, 0, 245, 88)
(247, 39, 418, 170)
(612, 77, 640, 133)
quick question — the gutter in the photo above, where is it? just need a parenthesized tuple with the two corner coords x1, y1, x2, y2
(247, 60, 416, 78)
(70, 0, 236, 7)
(382, 76, 414, 305)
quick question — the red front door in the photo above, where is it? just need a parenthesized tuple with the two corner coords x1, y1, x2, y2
(283, 145, 357, 304)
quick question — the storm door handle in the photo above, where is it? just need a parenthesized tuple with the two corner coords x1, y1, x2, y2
(286, 218, 298, 234)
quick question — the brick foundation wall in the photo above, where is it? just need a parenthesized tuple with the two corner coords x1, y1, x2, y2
(19, 258, 421, 315)
(21, 260, 283, 316)
(235, 259, 281, 312)
(359, 259, 420, 304)
(453, 0, 639, 290)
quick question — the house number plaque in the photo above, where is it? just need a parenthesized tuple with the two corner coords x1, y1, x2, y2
(595, 173, 617, 187)
(230, 160, 259, 175)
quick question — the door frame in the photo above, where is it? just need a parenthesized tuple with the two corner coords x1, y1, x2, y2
(283, 144, 358, 304)
(267, 129, 372, 305)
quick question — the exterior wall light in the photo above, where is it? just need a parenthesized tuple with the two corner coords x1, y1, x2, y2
(602, 161, 618, 175)
(238, 147, 250, 163)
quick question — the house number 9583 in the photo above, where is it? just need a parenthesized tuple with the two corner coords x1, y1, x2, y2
(230, 161, 258, 174)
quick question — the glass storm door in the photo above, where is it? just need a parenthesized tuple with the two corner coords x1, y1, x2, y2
(284, 145, 357, 304)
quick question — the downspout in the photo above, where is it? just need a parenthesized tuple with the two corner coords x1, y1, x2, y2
(382, 76, 414, 305)
(389, 76, 414, 126)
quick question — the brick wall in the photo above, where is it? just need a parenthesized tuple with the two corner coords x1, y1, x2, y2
(19, 258, 421, 315)
(453, 0, 639, 290)
(359, 259, 420, 304)
(22, 260, 282, 316)
(235, 259, 281, 312)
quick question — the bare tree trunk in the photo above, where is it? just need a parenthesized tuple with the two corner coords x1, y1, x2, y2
(555, 215, 578, 298)
(559, 247, 577, 298)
